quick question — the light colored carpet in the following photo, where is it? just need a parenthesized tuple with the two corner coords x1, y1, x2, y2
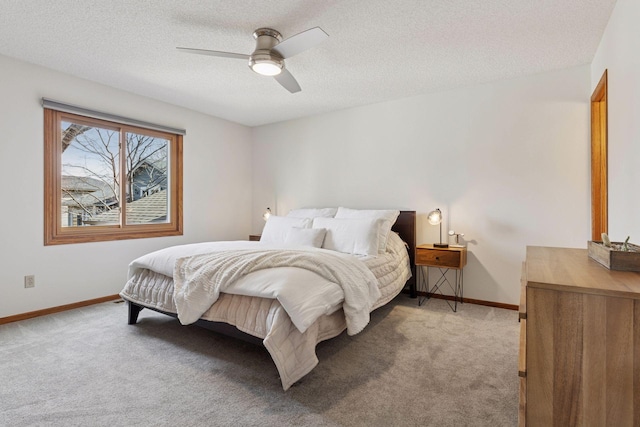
(0, 297, 519, 426)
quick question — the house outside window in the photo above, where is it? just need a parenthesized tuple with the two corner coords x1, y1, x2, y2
(44, 101, 183, 245)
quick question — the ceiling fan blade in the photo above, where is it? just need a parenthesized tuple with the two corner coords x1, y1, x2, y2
(176, 47, 250, 60)
(272, 27, 328, 59)
(274, 69, 301, 93)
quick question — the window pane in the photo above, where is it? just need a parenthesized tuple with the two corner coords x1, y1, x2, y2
(60, 121, 120, 227)
(125, 132, 169, 225)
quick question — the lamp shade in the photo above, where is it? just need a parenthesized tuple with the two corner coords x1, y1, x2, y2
(427, 209, 443, 225)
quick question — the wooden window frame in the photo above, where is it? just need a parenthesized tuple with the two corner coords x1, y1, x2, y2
(44, 108, 183, 245)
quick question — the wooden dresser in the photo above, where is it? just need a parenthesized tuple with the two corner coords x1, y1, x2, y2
(519, 246, 640, 426)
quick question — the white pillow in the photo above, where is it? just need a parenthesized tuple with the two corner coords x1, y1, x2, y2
(286, 208, 337, 218)
(334, 208, 400, 254)
(261, 216, 312, 244)
(313, 217, 381, 256)
(284, 227, 327, 248)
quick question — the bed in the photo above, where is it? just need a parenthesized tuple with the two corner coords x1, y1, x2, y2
(120, 209, 416, 390)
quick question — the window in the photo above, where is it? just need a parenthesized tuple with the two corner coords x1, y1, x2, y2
(44, 105, 183, 245)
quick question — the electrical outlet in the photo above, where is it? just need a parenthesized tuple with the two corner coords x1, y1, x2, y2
(24, 275, 35, 288)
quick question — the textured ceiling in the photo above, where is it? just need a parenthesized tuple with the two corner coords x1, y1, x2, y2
(0, 0, 616, 127)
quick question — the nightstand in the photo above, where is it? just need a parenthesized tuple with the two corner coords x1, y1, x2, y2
(415, 244, 467, 312)
(249, 234, 261, 241)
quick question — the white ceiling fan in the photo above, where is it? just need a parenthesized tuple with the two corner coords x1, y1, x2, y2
(177, 27, 329, 93)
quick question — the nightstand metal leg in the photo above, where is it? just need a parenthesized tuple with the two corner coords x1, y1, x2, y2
(417, 265, 464, 312)
(459, 269, 464, 305)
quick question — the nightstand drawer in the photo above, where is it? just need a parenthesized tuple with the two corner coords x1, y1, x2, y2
(416, 248, 460, 267)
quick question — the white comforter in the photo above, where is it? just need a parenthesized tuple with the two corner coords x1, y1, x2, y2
(128, 241, 381, 335)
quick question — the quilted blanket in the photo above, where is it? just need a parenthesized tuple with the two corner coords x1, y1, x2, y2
(174, 249, 381, 335)
(122, 269, 347, 390)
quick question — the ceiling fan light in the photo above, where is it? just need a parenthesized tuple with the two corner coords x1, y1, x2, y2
(250, 60, 283, 76)
(249, 51, 284, 76)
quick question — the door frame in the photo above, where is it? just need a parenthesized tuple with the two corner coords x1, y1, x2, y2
(591, 70, 608, 240)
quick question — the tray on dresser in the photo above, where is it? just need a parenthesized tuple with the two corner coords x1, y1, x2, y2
(588, 240, 640, 271)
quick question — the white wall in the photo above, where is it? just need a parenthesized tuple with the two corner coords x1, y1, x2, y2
(0, 52, 597, 315)
(252, 66, 591, 305)
(591, 0, 640, 243)
(0, 54, 253, 318)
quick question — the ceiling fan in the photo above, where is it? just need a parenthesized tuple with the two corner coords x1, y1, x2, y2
(177, 27, 329, 93)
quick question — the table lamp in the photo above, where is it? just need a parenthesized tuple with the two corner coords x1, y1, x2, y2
(263, 207, 272, 221)
(428, 208, 448, 248)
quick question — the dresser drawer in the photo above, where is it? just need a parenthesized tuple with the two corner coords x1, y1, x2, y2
(416, 248, 461, 268)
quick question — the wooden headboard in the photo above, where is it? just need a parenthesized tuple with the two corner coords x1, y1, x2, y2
(391, 210, 416, 297)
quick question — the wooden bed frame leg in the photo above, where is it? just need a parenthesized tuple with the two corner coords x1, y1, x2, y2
(128, 301, 143, 324)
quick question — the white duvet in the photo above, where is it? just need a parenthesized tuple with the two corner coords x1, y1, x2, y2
(127, 241, 381, 335)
